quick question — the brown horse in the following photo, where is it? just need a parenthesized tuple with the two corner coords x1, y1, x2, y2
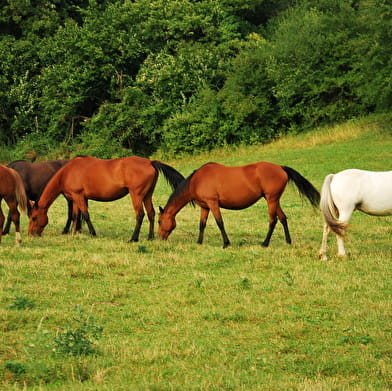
(28, 155, 185, 241)
(0, 165, 28, 246)
(158, 161, 320, 248)
(3, 159, 81, 235)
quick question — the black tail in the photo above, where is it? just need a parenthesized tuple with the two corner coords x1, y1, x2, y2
(151, 161, 185, 191)
(282, 166, 320, 208)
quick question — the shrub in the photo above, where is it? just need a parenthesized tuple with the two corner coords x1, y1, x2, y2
(54, 307, 103, 356)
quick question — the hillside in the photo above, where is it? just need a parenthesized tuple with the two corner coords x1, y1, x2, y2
(0, 115, 391, 390)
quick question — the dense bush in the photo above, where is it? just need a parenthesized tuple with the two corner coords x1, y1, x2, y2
(0, 0, 390, 158)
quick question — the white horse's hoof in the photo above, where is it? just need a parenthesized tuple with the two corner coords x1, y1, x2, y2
(319, 254, 328, 261)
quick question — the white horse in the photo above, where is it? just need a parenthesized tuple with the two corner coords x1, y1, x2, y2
(319, 169, 392, 260)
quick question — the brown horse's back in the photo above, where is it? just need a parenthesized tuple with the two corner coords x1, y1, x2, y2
(59, 156, 157, 201)
(8, 159, 69, 201)
(190, 162, 288, 210)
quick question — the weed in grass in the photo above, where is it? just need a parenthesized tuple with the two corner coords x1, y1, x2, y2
(3, 360, 26, 380)
(8, 295, 35, 310)
(240, 277, 251, 290)
(194, 278, 205, 288)
(136, 244, 149, 254)
(339, 328, 373, 346)
(54, 307, 103, 356)
(282, 271, 295, 286)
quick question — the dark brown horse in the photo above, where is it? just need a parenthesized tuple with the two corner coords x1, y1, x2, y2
(3, 159, 81, 235)
(28, 155, 185, 241)
(0, 165, 28, 245)
(158, 161, 320, 248)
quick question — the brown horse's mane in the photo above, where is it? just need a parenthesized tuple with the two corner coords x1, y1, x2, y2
(163, 163, 215, 209)
(36, 164, 67, 209)
(164, 170, 198, 209)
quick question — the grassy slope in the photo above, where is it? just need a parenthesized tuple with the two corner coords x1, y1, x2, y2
(0, 116, 391, 390)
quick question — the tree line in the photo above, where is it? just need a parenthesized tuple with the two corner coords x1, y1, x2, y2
(0, 0, 390, 158)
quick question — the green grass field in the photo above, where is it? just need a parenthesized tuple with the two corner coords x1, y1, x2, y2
(0, 117, 391, 390)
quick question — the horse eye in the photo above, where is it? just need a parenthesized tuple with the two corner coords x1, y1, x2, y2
(32, 217, 37, 221)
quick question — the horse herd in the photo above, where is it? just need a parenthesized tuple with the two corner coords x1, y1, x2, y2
(0, 156, 391, 260)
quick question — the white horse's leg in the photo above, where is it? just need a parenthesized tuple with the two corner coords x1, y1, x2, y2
(336, 235, 346, 258)
(15, 231, 22, 247)
(319, 223, 330, 260)
(334, 207, 352, 259)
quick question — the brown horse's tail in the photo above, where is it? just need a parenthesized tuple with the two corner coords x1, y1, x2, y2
(281, 166, 320, 208)
(151, 161, 185, 191)
(9, 168, 28, 214)
(320, 173, 346, 237)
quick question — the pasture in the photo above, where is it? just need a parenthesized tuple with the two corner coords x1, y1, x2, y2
(0, 118, 391, 390)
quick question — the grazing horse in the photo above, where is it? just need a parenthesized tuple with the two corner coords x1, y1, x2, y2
(28, 155, 185, 241)
(0, 165, 28, 245)
(3, 159, 80, 235)
(158, 161, 320, 248)
(319, 169, 392, 260)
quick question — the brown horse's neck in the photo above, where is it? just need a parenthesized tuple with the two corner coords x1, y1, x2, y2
(37, 171, 63, 209)
(165, 188, 193, 217)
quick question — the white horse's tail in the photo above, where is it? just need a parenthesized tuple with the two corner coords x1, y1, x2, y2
(320, 174, 347, 237)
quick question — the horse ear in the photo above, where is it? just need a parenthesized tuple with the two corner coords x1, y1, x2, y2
(159, 206, 164, 214)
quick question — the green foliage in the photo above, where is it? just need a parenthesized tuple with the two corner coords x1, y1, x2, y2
(77, 86, 156, 157)
(3, 361, 26, 381)
(0, 0, 391, 156)
(161, 87, 224, 155)
(353, 0, 392, 111)
(53, 307, 103, 356)
(8, 295, 35, 310)
(266, 2, 363, 129)
(217, 33, 278, 143)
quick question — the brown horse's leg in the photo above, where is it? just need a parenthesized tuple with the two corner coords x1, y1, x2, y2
(2, 210, 11, 235)
(277, 205, 291, 244)
(7, 200, 22, 246)
(262, 217, 277, 247)
(2, 197, 24, 235)
(143, 195, 155, 240)
(197, 207, 209, 244)
(72, 197, 96, 236)
(129, 194, 145, 242)
(262, 198, 279, 247)
(83, 215, 96, 236)
(63, 199, 82, 234)
(207, 202, 230, 248)
(63, 199, 73, 234)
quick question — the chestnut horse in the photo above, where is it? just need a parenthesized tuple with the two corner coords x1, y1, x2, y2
(0, 165, 28, 245)
(319, 169, 392, 260)
(3, 159, 81, 235)
(158, 161, 320, 248)
(28, 155, 185, 241)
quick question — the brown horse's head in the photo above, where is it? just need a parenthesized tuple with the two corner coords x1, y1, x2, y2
(158, 206, 176, 240)
(28, 204, 48, 236)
